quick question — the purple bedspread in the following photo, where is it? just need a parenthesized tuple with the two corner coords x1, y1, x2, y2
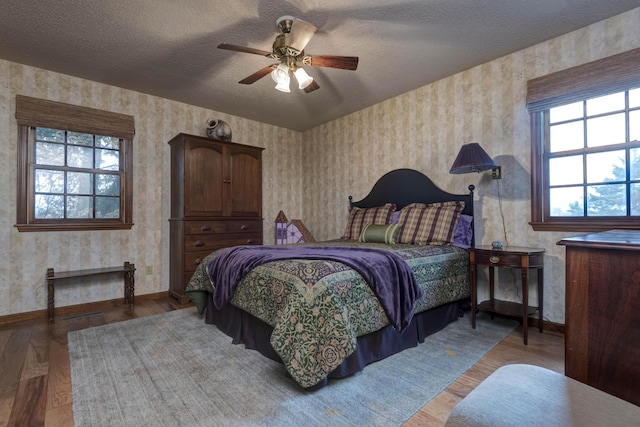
(206, 245, 423, 332)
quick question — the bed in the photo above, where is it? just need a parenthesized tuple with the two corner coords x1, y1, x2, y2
(185, 168, 475, 389)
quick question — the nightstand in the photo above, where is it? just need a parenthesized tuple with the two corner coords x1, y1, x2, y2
(469, 245, 545, 345)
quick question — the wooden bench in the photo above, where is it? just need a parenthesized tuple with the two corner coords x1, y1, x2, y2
(46, 262, 136, 322)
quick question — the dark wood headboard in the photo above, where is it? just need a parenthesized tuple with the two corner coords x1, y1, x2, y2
(349, 168, 475, 217)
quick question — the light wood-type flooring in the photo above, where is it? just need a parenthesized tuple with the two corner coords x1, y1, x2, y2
(0, 295, 564, 427)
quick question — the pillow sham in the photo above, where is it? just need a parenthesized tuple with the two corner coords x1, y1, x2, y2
(453, 214, 473, 249)
(396, 201, 465, 245)
(391, 210, 401, 224)
(342, 203, 396, 240)
(358, 223, 403, 244)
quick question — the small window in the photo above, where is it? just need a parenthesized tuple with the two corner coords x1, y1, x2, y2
(32, 127, 123, 220)
(15, 96, 134, 231)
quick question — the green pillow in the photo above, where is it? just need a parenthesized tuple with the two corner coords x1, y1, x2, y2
(358, 223, 402, 244)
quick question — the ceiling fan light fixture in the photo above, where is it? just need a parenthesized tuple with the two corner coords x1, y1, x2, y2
(276, 15, 295, 34)
(271, 63, 291, 92)
(288, 18, 317, 52)
(219, 15, 358, 95)
(271, 63, 289, 83)
(274, 78, 290, 92)
(293, 67, 313, 89)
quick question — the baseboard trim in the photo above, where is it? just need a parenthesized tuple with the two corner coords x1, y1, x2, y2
(0, 291, 170, 325)
(473, 310, 565, 335)
(530, 317, 565, 335)
(1, 295, 565, 334)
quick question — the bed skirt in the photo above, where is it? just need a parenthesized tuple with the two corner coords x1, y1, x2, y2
(205, 297, 465, 389)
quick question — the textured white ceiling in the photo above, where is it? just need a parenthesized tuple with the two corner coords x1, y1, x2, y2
(1, 1, 639, 131)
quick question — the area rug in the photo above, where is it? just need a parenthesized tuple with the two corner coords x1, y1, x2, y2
(68, 307, 516, 427)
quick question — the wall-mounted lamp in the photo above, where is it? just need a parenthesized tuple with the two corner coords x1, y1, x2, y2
(449, 142, 502, 179)
(450, 142, 508, 248)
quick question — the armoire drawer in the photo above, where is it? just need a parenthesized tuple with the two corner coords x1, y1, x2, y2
(183, 232, 262, 252)
(225, 220, 262, 234)
(184, 219, 262, 235)
(183, 235, 263, 265)
(184, 249, 213, 274)
(183, 221, 229, 235)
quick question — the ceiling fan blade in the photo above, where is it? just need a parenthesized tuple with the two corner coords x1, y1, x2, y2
(289, 18, 317, 52)
(305, 55, 359, 71)
(217, 43, 272, 57)
(303, 80, 320, 93)
(238, 65, 276, 84)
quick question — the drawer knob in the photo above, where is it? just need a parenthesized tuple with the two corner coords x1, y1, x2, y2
(193, 240, 204, 247)
(489, 255, 500, 264)
(194, 258, 202, 265)
(240, 224, 249, 230)
(246, 239, 255, 244)
(200, 225, 211, 231)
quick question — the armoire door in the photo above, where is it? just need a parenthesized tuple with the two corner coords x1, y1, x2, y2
(184, 139, 225, 217)
(225, 144, 262, 217)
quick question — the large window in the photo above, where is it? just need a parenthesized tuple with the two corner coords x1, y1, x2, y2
(528, 47, 640, 232)
(548, 89, 640, 217)
(15, 96, 134, 231)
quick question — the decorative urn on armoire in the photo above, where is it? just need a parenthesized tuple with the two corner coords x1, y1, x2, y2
(205, 119, 232, 142)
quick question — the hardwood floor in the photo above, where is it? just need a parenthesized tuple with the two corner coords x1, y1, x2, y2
(0, 296, 564, 427)
(403, 322, 565, 426)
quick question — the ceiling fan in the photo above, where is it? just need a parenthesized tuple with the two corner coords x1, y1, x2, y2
(218, 15, 359, 93)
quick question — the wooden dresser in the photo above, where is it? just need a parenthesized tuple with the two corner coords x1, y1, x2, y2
(168, 133, 264, 303)
(558, 230, 640, 406)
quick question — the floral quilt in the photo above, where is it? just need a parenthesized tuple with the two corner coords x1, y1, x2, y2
(185, 240, 469, 388)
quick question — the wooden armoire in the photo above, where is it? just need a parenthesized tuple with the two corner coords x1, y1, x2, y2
(168, 133, 264, 303)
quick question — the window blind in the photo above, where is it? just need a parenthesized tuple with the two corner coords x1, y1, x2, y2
(15, 95, 135, 139)
(526, 47, 640, 113)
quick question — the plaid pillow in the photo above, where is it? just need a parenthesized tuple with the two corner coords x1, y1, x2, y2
(341, 203, 396, 240)
(396, 201, 465, 245)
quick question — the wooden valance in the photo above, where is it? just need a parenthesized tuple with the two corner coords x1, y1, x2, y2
(527, 47, 640, 112)
(15, 95, 135, 139)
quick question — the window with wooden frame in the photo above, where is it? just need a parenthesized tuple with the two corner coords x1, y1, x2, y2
(527, 47, 640, 232)
(15, 95, 135, 231)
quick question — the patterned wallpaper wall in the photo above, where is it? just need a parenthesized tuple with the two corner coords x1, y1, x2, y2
(0, 61, 303, 317)
(1, 8, 638, 322)
(301, 8, 640, 323)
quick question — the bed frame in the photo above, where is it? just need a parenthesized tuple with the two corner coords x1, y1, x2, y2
(350, 168, 475, 244)
(205, 168, 475, 389)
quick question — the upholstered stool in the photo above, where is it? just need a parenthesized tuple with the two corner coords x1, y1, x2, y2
(444, 364, 640, 427)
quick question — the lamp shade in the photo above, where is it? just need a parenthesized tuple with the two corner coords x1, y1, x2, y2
(271, 63, 291, 92)
(449, 143, 497, 174)
(293, 67, 313, 89)
(271, 63, 289, 83)
(274, 77, 291, 92)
